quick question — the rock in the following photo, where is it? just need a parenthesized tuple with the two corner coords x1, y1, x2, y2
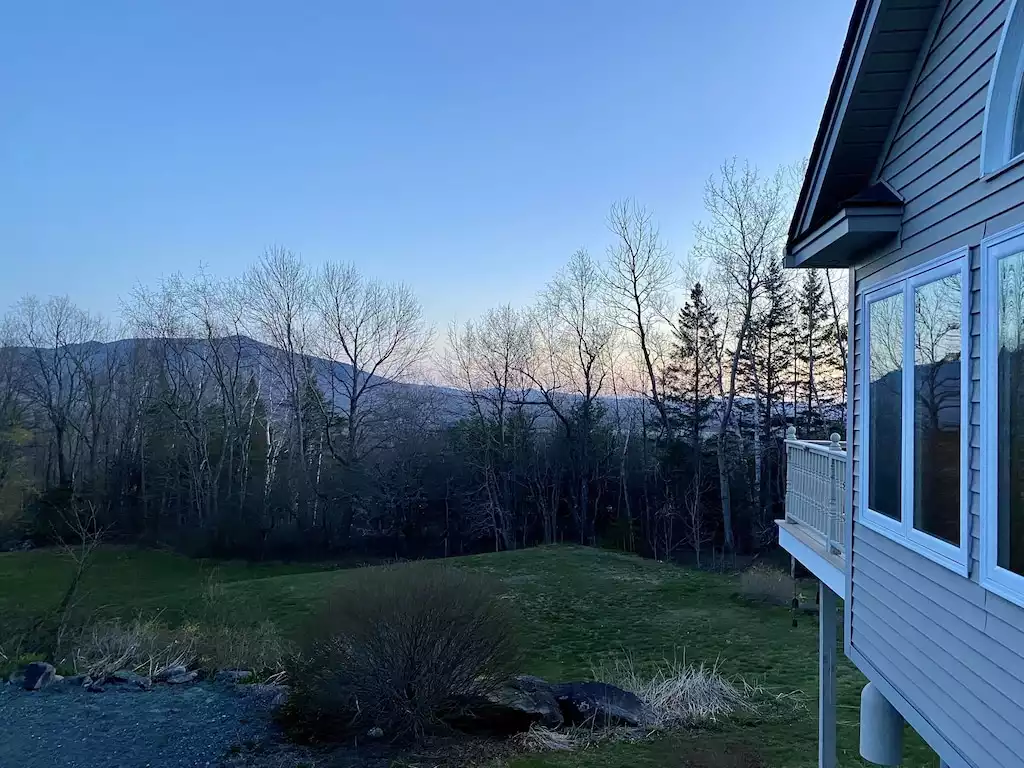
(103, 669, 152, 690)
(86, 679, 106, 693)
(153, 664, 188, 682)
(242, 683, 290, 709)
(454, 676, 563, 733)
(214, 669, 253, 684)
(107, 669, 141, 684)
(366, 726, 384, 739)
(63, 675, 89, 687)
(8, 671, 24, 687)
(551, 681, 647, 727)
(165, 670, 198, 685)
(490, 676, 563, 729)
(23, 662, 56, 691)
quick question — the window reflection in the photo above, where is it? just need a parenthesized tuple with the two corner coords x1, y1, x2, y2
(1012, 80, 1024, 158)
(999, 253, 1024, 575)
(869, 293, 903, 520)
(913, 274, 961, 545)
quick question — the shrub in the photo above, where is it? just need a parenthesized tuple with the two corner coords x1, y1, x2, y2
(737, 564, 800, 607)
(283, 563, 522, 741)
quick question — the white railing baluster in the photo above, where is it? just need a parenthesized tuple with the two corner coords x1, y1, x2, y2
(783, 429, 847, 556)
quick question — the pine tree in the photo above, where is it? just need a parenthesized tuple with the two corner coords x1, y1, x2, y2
(665, 282, 722, 557)
(752, 257, 795, 439)
(795, 269, 838, 437)
(668, 283, 721, 455)
(740, 256, 795, 539)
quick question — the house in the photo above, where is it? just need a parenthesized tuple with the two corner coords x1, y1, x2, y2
(779, 0, 1024, 766)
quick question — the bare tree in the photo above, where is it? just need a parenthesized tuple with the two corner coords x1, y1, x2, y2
(444, 305, 536, 549)
(0, 317, 24, 500)
(244, 247, 319, 524)
(603, 199, 674, 436)
(313, 262, 433, 543)
(7, 296, 107, 489)
(525, 249, 613, 543)
(693, 160, 789, 552)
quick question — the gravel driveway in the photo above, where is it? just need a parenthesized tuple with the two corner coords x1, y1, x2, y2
(0, 682, 275, 768)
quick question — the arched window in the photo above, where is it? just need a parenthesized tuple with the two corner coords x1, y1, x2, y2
(982, 0, 1024, 174)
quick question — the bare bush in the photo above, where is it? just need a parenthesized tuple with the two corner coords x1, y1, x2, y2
(283, 564, 522, 741)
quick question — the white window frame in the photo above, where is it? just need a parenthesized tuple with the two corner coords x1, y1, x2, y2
(981, 221, 1024, 607)
(981, 0, 1024, 177)
(860, 248, 970, 575)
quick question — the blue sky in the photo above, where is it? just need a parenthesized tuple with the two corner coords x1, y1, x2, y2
(1, 0, 853, 330)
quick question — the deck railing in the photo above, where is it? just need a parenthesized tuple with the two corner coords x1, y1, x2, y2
(784, 427, 847, 556)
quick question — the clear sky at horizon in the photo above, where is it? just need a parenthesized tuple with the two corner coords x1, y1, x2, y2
(2, 0, 853, 331)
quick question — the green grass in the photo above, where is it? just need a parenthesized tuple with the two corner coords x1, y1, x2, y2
(0, 545, 936, 767)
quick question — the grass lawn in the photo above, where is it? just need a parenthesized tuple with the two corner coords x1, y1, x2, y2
(0, 545, 936, 767)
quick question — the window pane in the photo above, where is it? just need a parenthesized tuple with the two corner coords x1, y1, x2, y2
(999, 252, 1024, 575)
(868, 293, 903, 520)
(1012, 80, 1024, 158)
(913, 274, 961, 545)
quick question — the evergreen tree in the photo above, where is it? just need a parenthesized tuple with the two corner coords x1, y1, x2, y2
(668, 283, 721, 454)
(739, 256, 795, 539)
(748, 257, 795, 439)
(666, 282, 722, 557)
(795, 269, 838, 437)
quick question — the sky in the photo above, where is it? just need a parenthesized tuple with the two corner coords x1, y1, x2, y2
(1, 0, 853, 332)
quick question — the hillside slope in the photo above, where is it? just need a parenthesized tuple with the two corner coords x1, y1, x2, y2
(0, 546, 933, 767)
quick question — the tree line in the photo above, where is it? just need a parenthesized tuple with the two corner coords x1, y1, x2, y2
(0, 160, 846, 561)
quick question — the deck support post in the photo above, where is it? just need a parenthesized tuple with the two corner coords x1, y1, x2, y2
(820, 580, 838, 768)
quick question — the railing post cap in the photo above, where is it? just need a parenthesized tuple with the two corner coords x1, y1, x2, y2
(830, 432, 841, 444)
(786, 426, 797, 439)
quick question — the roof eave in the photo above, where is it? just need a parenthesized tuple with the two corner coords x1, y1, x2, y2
(785, 204, 903, 269)
(788, 0, 874, 245)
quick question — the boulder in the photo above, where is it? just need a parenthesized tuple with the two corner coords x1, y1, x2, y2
(242, 683, 290, 709)
(214, 669, 253, 684)
(551, 681, 647, 727)
(23, 662, 56, 691)
(153, 664, 188, 682)
(86, 679, 106, 693)
(164, 670, 198, 685)
(454, 676, 563, 733)
(107, 670, 146, 686)
(491, 676, 563, 729)
(63, 675, 90, 687)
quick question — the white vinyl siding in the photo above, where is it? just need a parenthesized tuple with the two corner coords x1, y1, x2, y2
(847, 2, 1024, 767)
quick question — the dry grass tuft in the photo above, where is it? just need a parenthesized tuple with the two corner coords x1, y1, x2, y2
(515, 724, 577, 752)
(594, 654, 750, 729)
(513, 722, 628, 754)
(68, 616, 198, 678)
(197, 619, 291, 676)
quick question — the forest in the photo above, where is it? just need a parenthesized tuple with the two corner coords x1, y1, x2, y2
(0, 160, 847, 561)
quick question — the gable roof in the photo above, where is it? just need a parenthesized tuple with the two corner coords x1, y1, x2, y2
(788, 0, 942, 251)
